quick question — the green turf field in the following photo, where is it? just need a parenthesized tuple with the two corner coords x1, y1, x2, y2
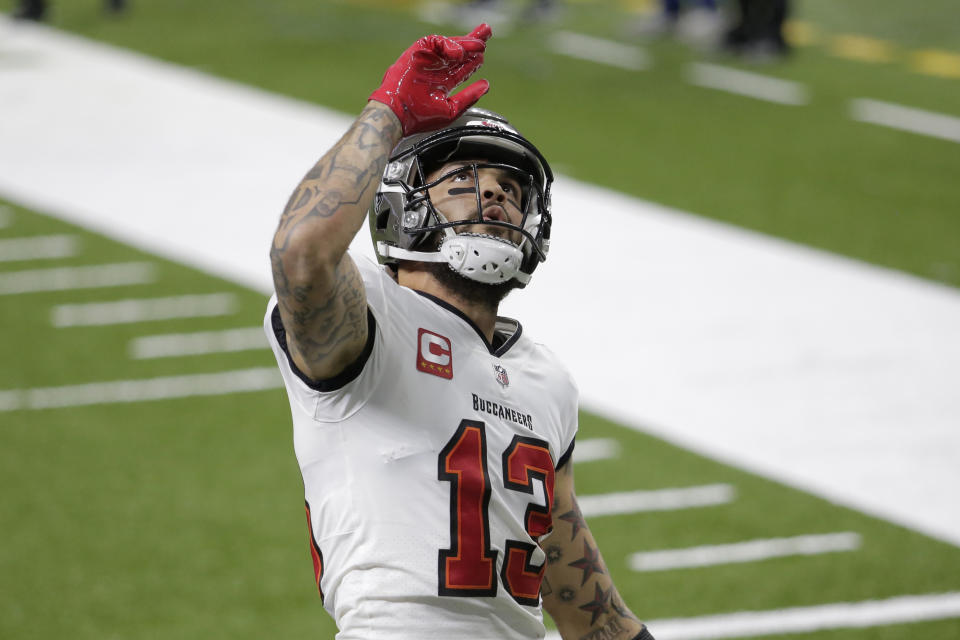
(2, 201, 959, 638)
(2, 0, 960, 637)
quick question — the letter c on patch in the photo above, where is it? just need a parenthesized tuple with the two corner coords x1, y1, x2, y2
(420, 332, 451, 366)
(417, 328, 453, 379)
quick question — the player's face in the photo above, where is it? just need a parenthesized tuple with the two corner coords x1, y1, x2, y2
(425, 160, 525, 245)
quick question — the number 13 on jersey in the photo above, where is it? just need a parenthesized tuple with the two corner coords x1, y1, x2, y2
(438, 420, 556, 605)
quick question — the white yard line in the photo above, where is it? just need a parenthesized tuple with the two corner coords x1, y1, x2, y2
(649, 592, 960, 639)
(578, 484, 734, 518)
(688, 62, 809, 105)
(549, 31, 649, 71)
(574, 438, 621, 463)
(0, 390, 21, 412)
(0, 367, 282, 412)
(0, 234, 78, 262)
(851, 98, 960, 144)
(129, 326, 267, 359)
(545, 592, 960, 640)
(0, 262, 154, 295)
(51, 293, 237, 327)
(628, 532, 861, 572)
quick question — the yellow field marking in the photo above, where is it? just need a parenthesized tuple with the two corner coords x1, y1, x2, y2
(619, 0, 655, 14)
(345, 3, 959, 86)
(783, 20, 819, 47)
(344, 0, 420, 6)
(911, 49, 960, 79)
(829, 34, 897, 64)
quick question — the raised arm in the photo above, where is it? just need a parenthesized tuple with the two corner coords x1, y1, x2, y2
(270, 24, 492, 381)
(271, 103, 401, 380)
(543, 463, 654, 640)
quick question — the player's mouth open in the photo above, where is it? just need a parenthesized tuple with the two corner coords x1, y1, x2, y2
(482, 205, 507, 222)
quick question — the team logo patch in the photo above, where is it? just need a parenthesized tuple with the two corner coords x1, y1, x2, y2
(493, 363, 509, 388)
(417, 329, 453, 379)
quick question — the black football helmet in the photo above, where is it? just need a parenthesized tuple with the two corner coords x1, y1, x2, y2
(370, 108, 553, 286)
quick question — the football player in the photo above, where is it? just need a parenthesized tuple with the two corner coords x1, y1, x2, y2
(265, 23, 653, 640)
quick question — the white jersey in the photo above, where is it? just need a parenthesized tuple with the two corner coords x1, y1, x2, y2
(264, 252, 579, 640)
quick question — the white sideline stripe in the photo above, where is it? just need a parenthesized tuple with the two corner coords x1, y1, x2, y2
(549, 31, 649, 71)
(0, 262, 154, 295)
(129, 327, 268, 359)
(851, 98, 960, 144)
(574, 438, 621, 463)
(0, 367, 282, 412)
(52, 293, 237, 327)
(544, 592, 960, 640)
(628, 532, 861, 572)
(578, 484, 734, 517)
(0, 234, 78, 262)
(688, 63, 809, 105)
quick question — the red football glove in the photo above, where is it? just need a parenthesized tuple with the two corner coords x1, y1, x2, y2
(370, 24, 492, 136)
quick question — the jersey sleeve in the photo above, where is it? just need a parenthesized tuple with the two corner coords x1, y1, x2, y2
(530, 340, 580, 470)
(554, 366, 579, 469)
(263, 251, 393, 423)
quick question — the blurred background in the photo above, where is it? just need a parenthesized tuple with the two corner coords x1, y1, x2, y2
(1, 1, 959, 638)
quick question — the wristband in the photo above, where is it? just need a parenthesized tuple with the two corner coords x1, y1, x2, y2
(632, 627, 654, 640)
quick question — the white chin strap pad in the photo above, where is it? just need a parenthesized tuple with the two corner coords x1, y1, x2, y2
(439, 234, 529, 284)
(376, 235, 531, 285)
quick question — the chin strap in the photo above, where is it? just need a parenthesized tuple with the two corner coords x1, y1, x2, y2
(377, 234, 531, 285)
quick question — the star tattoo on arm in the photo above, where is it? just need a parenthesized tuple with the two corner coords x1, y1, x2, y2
(557, 494, 586, 541)
(568, 539, 605, 586)
(578, 583, 611, 625)
(546, 545, 563, 563)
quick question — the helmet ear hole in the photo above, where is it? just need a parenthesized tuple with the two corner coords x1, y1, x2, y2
(376, 208, 390, 230)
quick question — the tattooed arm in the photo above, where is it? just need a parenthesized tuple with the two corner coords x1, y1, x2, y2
(270, 26, 491, 380)
(543, 463, 651, 640)
(270, 101, 402, 380)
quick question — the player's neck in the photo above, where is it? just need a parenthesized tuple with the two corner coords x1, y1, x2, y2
(398, 265, 500, 343)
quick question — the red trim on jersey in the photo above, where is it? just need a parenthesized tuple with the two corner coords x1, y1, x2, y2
(304, 501, 325, 602)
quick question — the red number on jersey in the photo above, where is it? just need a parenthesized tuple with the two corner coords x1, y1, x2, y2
(438, 421, 498, 596)
(438, 424, 556, 604)
(501, 435, 555, 605)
